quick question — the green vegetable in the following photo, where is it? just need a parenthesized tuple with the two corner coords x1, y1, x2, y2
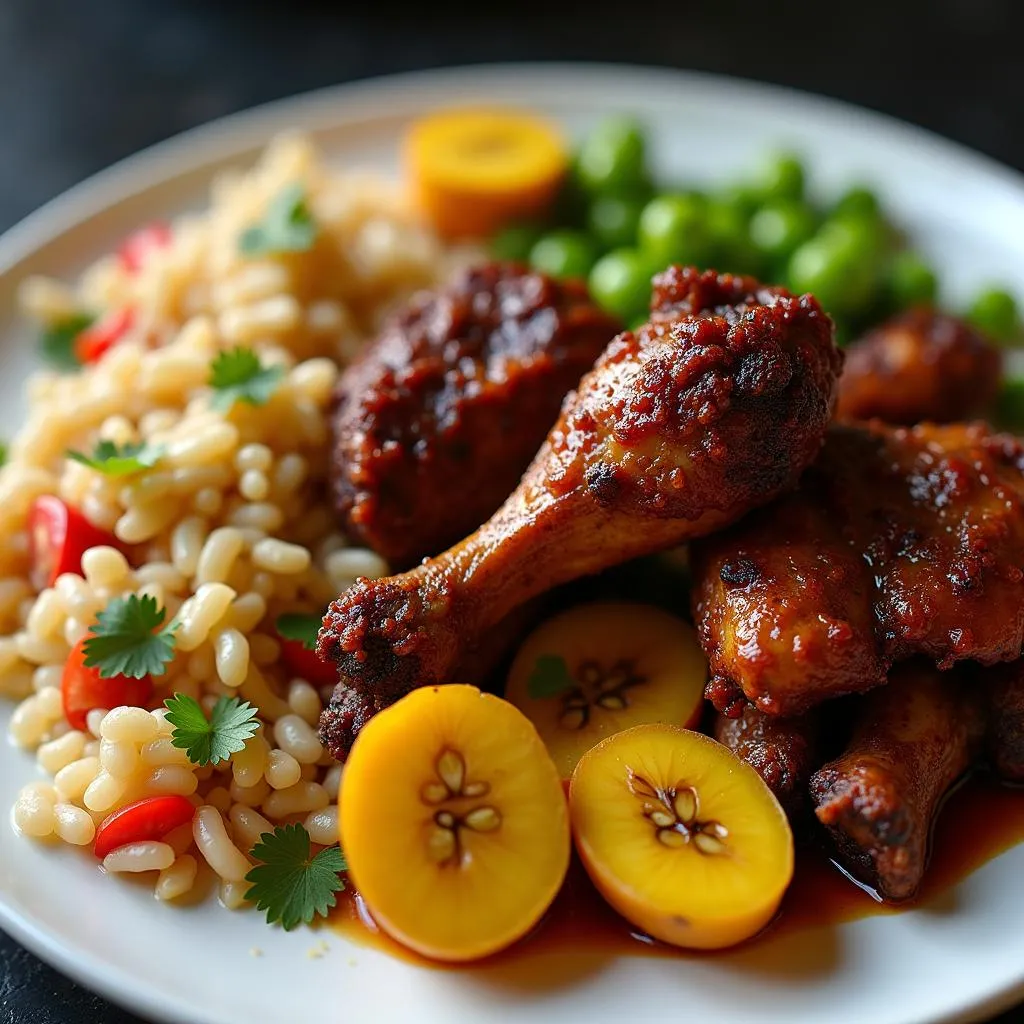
(638, 194, 709, 268)
(587, 195, 645, 250)
(703, 195, 762, 276)
(832, 185, 881, 221)
(66, 440, 164, 477)
(750, 151, 806, 201)
(0, 442, 7, 468)
(528, 654, 577, 700)
(995, 377, 1024, 431)
(490, 223, 543, 263)
(968, 287, 1020, 343)
(40, 313, 95, 371)
(749, 200, 817, 262)
(275, 613, 321, 652)
(82, 595, 177, 680)
(575, 117, 647, 195)
(588, 249, 653, 322)
(787, 229, 878, 316)
(529, 230, 599, 280)
(164, 693, 260, 767)
(238, 183, 318, 256)
(886, 251, 938, 308)
(208, 347, 285, 412)
(245, 823, 347, 931)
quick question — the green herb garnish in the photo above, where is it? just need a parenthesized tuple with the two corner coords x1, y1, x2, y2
(245, 823, 347, 931)
(275, 613, 321, 651)
(67, 439, 164, 477)
(208, 347, 285, 412)
(82, 594, 177, 680)
(528, 654, 577, 699)
(40, 313, 95, 370)
(163, 693, 260, 767)
(238, 183, 318, 256)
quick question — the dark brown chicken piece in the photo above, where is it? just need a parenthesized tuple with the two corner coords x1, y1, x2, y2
(836, 308, 1001, 425)
(713, 705, 821, 820)
(979, 659, 1024, 781)
(330, 262, 621, 568)
(810, 662, 984, 901)
(318, 266, 842, 759)
(694, 421, 1024, 718)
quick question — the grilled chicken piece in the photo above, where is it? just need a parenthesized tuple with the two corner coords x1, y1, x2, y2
(318, 266, 842, 759)
(810, 662, 984, 901)
(330, 262, 621, 568)
(837, 308, 1001, 425)
(712, 704, 821, 820)
(694, 421, 1024, 718)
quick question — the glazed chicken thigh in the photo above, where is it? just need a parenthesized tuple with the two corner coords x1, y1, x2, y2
(331, 262, 621, 568)
(693, 421, 1024, 718)
(318, 267, 843, 759)
(836, 308, 1001, 425)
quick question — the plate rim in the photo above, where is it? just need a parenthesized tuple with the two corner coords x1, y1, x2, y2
(1, 61, 1024, 1024)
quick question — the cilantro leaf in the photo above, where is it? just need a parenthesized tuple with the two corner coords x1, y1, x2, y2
(275, 613, 321, 651)
(82, 595, 177, 680)
(67, 439, 164, 477)
(528, 654, 577, 700)
(164, 693, 260, 767)
(208, 347, 285, 412)
(238, 183, 318, 257)
(40, 313, 95, 371)
(245, 823, 346, 931)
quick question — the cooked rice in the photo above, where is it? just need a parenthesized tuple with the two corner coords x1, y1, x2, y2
(2, 134, 474, 905)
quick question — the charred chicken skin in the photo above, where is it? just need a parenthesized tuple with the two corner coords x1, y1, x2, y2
(318, 266, 842, 760)
(712, 704, 821, 821)
(810, 662, 984, 901)
(330, 262, 621, 568)
(693, 421, 1024, 718)
(836, 308, 1001, 425)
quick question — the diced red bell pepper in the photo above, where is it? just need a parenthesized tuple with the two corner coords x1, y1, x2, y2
(29, 495, 120, 589)
(94, 795, 195, 859)
(117, 222, 172, 274)
(61, 636, 153, 732)
(74, 306, 135, 364)
(278, 634, 337, 687)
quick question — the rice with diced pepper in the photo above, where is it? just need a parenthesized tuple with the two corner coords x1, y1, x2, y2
(1, 134, 474, 906)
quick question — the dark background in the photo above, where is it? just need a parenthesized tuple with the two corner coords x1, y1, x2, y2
(2, 0, 1024, 1021)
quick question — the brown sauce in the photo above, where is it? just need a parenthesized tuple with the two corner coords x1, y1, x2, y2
(330, 775, 1024, 972)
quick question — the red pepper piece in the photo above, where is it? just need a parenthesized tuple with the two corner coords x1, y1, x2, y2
(74, 307, 135, 364)
(28, 495, 120, 589)
(61, 636, 153, 732)
(117, 222, 172, 274)
(93, 795, 195, 859)
(279, 635, 337, 688)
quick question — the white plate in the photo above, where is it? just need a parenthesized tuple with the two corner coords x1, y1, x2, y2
(2, 63, 1024, 1024)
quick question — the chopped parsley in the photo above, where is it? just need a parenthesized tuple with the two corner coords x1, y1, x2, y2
(275, 613, 321, 651)
(163, 693, 260, 767)
(208, 347, 285, 412)
(237, 183, 318, 257)
(82, 595, 177, 680)
(40, 312, 95, 370)
(528, 654, 577, 700)
(245, 823, 347, 931)
(67, 439, 164, 477)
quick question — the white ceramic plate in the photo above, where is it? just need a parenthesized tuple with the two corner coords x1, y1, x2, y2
(2, 64, 1024, 1024)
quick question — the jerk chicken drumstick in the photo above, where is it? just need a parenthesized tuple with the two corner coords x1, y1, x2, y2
(331, 263, 621, 569)
(318, 266, 843, 759)
(693, 421, 1024, 719)
(836, 308, 1001, 425)
(810, 662, 984, 900)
